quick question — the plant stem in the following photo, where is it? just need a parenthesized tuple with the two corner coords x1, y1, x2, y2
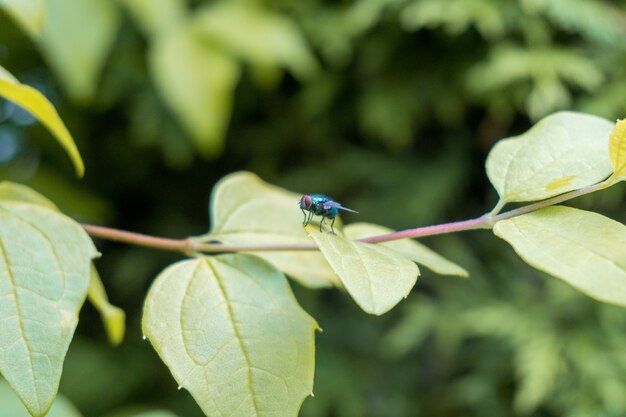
(81, 179, 612, 254)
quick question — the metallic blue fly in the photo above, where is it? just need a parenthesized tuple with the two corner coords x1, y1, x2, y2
(298, 194, 358, 233)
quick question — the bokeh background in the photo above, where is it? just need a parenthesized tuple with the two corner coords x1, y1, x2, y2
(1, 1, 626, 416)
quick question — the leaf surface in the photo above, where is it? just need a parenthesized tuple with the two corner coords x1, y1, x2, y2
(0, 0, 46, 36)
(609, 118, 626, 180)
(88, 265, 125, 346)
(142, 255, 317, 417)
(494, 206, 626, 306)
(37, 0, 120, 101)
(0, 379, 83, 417)
(0, 181, 58, 210)
(486, 111, 614, 205)
(0, 201, 98, 416)
(206, 172, 339, 288)
(344, 222, 468, 277)
(0, 65, 84, 176)
(193, 2, 318, 80)
(149, 26, 240, 156)
(308, 228, 419, 315)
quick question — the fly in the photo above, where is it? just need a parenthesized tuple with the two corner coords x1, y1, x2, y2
(298, 194, 358, 233)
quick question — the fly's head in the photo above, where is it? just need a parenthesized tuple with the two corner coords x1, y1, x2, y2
(299, 194, 313, 210)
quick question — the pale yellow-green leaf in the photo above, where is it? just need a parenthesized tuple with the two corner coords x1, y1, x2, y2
(494, 206, 626, 306)
(88, 265, 125, 346)
(609, 118, 626, 180)
(308, 227, 419, 315)
(0, 0, 46, 36)
(205, 171, 340, 288)
(149, 26, 240, 156)
(344, 222, 468, 277)
(142, 255, 318, 417)
(0, 379, 83, 417)
(0, 65, 84, 176)
(0, 202, 98, 416)
(118, 0, 186, 37)
(486, 111, 614, 205)
(0, 181, 58, 210)
(37, 0, 120, 101)
(193, 2, 318, 80)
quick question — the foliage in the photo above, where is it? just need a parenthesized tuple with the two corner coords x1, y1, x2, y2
(1, 1, 626, 417)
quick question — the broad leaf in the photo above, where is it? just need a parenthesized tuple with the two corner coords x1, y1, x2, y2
(0, 0, 46, 36)
(0, 379, 83, 417)
(344, 223, 468, 277)
(149, 26, 240, 156)
(142, 255, 318, 417)
(486, 111, 614, 205)
(36, 0, 120, 101)
(193, 2, 318, 80)
(205, 171, 340, 288)
(0, 181, 58, 210)
(308, 227, 419, 315)
(609, 118, 626, 180)
(0, 201, 98, 416)
(0, 65, 84, 176)
(88, 265, 125, 346)
(118, 0, 186, 37)
(494, 206, 626, 306)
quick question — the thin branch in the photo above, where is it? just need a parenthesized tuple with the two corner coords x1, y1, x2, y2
(81, 179, 612, 254)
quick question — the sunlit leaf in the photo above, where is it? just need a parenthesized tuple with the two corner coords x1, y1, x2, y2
(308, 227, 419, 315)
(37, 0, 120, 101)
(0, 0, 46, 36)
(0, 65, 84, 176)
(494, 206, 626, 306)
(486, 111, 614, 206)
(118, 0, 185, 37)
(344, 222, 468, 277)
(142, 255, 318, 417)
(193, 2, 318, 80)
(0, 379, 83, 417)
(0, 181, 58, 210)
(0, 201, 98, 416)
(149, 26, 240, 156)
(205, 171, 340, 288)
(609, 118, 626, 180)
(88, 265, 125, 346)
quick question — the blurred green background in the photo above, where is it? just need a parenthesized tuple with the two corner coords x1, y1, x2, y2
(1, 0, 626, 416)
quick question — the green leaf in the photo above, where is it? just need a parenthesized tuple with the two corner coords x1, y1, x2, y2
(0, 201, 98, 416)
(0, 181, 58, 210)
(609, 118, 626, 180)
(0, 0, 46, 36)
(142, 255, 318, 417)
(307, 227, 419, 315)
(205, 171, 340, 288)
(343, 222, 468, 277)
(0, 65, 84, 176)
(118, 0, 186, 37)
(193, 2, 318, 80)
(0, 379, 83, 417)
(88, 265, 125, 346)
(493, 206, 626, 306)
(486, 111, 614, 206)
(37, 0, 120, 101)
(149, 26, 240, 156)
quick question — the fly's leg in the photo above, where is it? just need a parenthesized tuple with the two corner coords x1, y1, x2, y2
(301, 209, 307, 225)
(320, 216, 325, 232)
(330, 217, 336, 234)
(303, 211, 313, 227)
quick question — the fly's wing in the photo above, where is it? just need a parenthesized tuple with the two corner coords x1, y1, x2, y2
(328, 201, 359, 213)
